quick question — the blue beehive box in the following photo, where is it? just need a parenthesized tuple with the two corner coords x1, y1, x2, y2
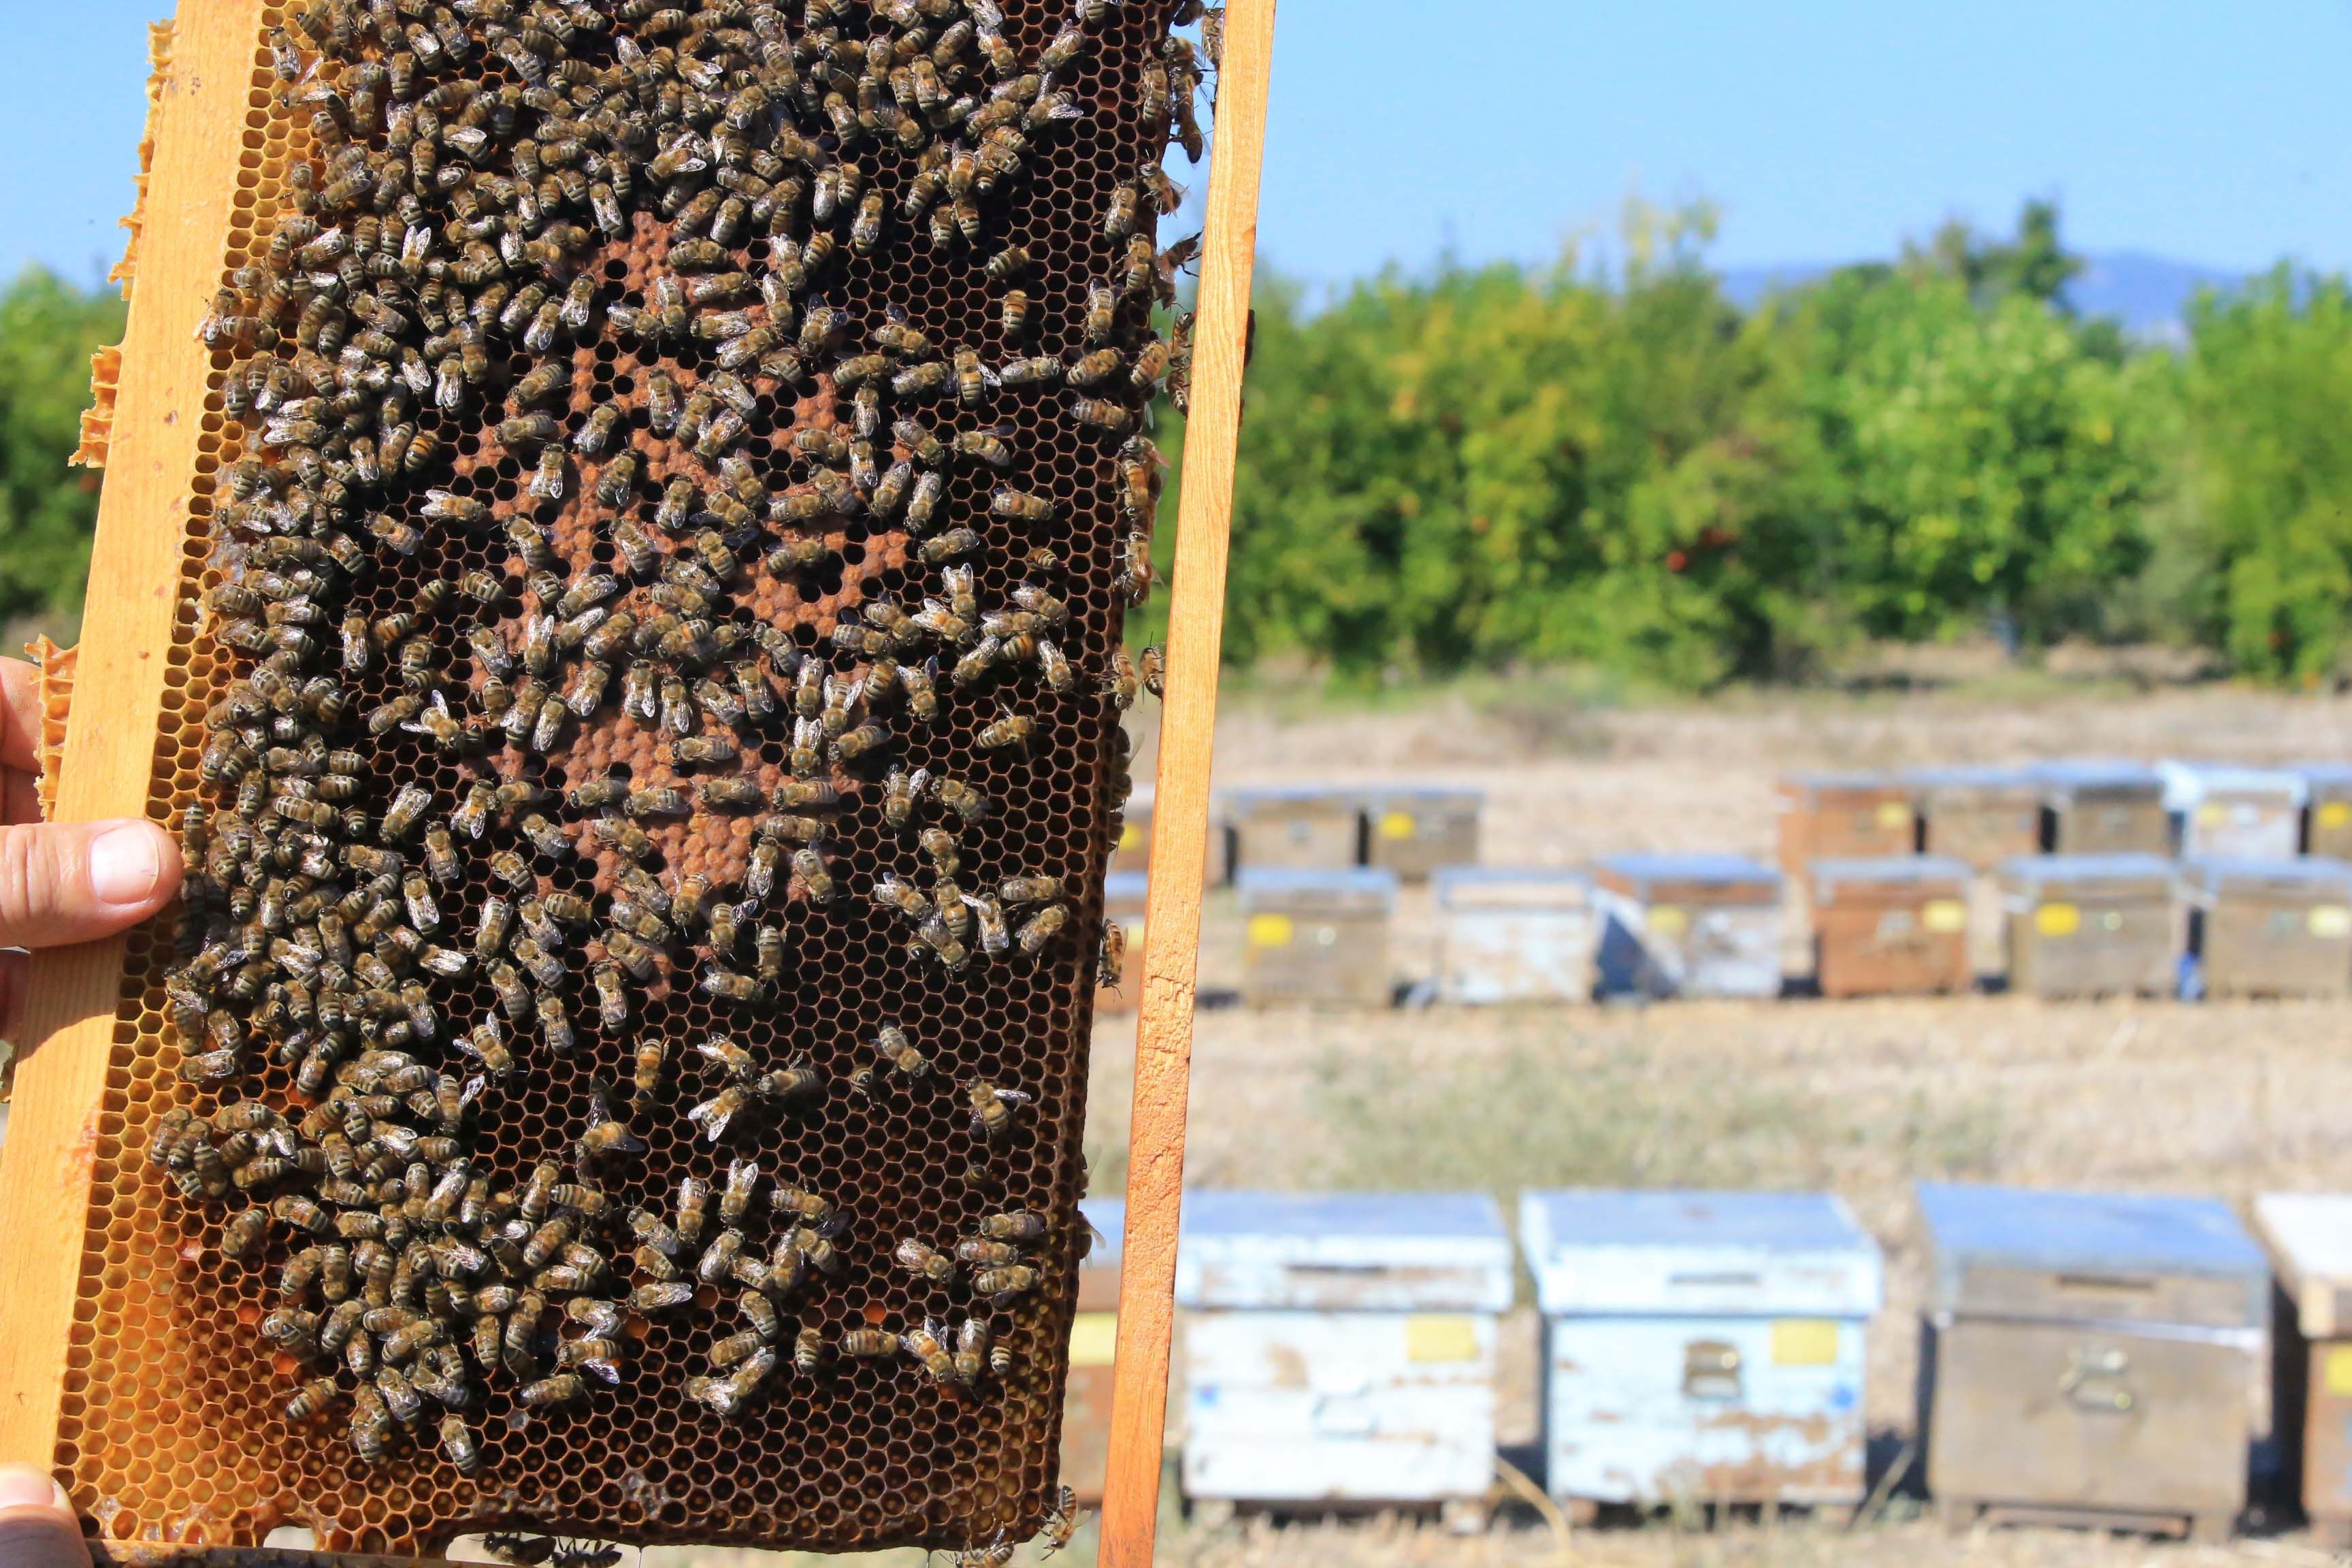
(1175, 1192, 1512, 1516)
(1520, 1190, 1881, 1511)
(1915, 1182, 2268, 1535)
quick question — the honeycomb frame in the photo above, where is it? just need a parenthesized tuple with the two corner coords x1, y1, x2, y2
(18, 0, 1201, 1556)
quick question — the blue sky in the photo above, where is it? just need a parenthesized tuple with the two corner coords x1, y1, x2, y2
(6, 1, 2351, 291)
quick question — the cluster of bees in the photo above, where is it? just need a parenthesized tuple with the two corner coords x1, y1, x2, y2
(152, 0, 1208, 1541)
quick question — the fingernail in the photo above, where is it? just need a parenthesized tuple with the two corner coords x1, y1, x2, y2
(0, 1468, 64, 1510)
(88, 823, 164, 906)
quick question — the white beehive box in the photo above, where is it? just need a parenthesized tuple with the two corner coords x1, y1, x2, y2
(1520, 1190, 1882, 1510)
(1175, 1191, 1513, 1513)
(1434, 866, 1596, 1004)
(2159, 762, 2306, 860)
(1592, 854, 1786, 1000)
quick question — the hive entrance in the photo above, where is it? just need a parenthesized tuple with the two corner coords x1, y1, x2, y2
(61, 0, 1203, 1554)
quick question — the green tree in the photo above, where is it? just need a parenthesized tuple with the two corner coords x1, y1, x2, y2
(0, 267, 122, 619)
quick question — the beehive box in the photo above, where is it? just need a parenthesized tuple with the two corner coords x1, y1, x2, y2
(1916, 1183, 2268, 1541)
(1592, 854, 1784, 1000)
(1360, 785, 1480, 883)
(1431, 866, 1595, 1006)
(2253, 1194, 2352, 1548)
(1999, 855, 2178, 1000)
(2159, 762, 2306, 861)
(2035, 761, 2170, 856)
(1109, 783, 1152, 874)
(2181, 858, 2352, 1000)
(1094, 871, 1147, 1017)
(1174, 1191, 1512, 1523)
(0, 0, 1218, 1555)
(1217, 784, 1362, 881)
(1520, 1190, 1880, 1514)
(1910, 766, 2043, 872)
(2300, 766, 2352, 860)
(1775, 772, 1915, 875)
(1809, 857, 1972, 998)
(1057, 1196, 1122, 1509)
(1236, 867, 1395, 1009)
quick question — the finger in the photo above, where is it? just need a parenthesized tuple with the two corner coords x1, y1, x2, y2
(5, 767, 40, 829)
(0, 1467, 89, 1568)
(0, 820, 183, 950)
(0, 949, 27, 1043)
(0, 662, 42, 776)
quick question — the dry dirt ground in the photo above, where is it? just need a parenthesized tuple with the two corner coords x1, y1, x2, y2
(670, 679, 2352, 1567)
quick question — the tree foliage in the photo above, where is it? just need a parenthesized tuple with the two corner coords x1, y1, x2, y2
(0, 267, 122, 619)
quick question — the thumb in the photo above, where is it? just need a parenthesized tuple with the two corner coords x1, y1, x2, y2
(0, 1466, 88, 1568)
(0, 820, 182, 950)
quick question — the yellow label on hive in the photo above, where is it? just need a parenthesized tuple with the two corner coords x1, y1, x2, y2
(2326, 1345, 2352, 1397)
(1923, 899, 1967, 933)
(2313, 906, 2352, 939)
(1379, 811, 1418, 841)
(1118, 823, 1141, 851)
(1405, 1315, 1480, 1363)
(2198, 803, 2227, 827)
(1876, 802, 1911, 830)
(2323, 803, 2352, 830)
(1648, 905, 1689, 938)
(1246, 914, 1294, 948)
(1771, 1319, 1840, 1366)
(1067, 1312, 1118, 1368)
(2036, 902, 2081, 937)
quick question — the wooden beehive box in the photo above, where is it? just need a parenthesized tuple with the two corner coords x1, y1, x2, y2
(2301, 766, 2352, 860)
(1809, 856, 1972, 998)
(1235, 867, 1395, 1009)
(1095, 870, 1149, 1017)
(1522, 1190, 1880, 1516)
(1360, 785, 1481, 883)
(1592, 853, 1785, 1000)
(1173, 1191, 1512, 1526)
(1776, 772, 1915, 875)
(1910, 766, 2043, 871)
(2181, 858, 2352, 1000)
(1109, 784, 1154, 875)
(2159, 763, 2306, 861)
(2253, 1193, 2352, 1548)
(2034, 761, 2170, 856)
(1218, 785, 1363, 882)
(1432, 866, 1595, 1005)
(1918, 1182, 2268, 1541)
(1058, 1196, 1124, 1509)
(1998, 854, 2178, 999)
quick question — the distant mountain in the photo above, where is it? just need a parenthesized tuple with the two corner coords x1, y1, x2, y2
(1716, 252, 2249, 340)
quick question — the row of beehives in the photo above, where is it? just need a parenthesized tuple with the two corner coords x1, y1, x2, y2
(1059, 1186, 2352, 1544)
(1092, 851, 2352, 1009)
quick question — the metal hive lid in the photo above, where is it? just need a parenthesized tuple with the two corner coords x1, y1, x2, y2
(2157, 760, 2308, 809)
(1433, 865, 1590, 909)
(1518, 1190, 1882, 1318)
(1810, 855, 1972, 889)
(1917, 1181, 2266, 1281)
(1593, 853, 1784, 892)
(2180, 855, 2352, 895)
(2031, 758, 2163, 794)
(1360, 783, 1485, 807)
(1218, 783, 1363, 813)
(1235, 866, 1398, 912)
(1999, 852, 2178, 889)
(1174, 1190, 1514, 1311)
(1780, 770, 1903, 794)
(1102, 870, 1150, 902)
(1905, 764, 2038, 791)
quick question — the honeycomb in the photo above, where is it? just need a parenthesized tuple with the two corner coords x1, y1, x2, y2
(54, 0, 1203, 1556)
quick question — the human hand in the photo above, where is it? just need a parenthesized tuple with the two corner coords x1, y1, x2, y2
(0, 657, 183, 1042)
(0, 1465, 88, 1568)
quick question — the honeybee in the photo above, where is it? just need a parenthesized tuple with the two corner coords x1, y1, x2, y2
(954, 427, 1016, 468)
(1038, 1487, 1083, 1558)
(221, 1207, 272, 1260)
(954, 1237, 1024, 1269)
(592, 963, 629, 1030)
(841, 1328, 896, 1360)
(519, 1373, 585, 1412)
(794, 1326, 828, 1373)
(979, 1209, 1048, 1243)
(721, 1158, 762, 1226)
(577, 1085, 646, 1165)
(976, 710, 1034, 751)
(973, 1265, 1040, 1305)
(936, 777, 992, 823)
(965, 1080, 1034, 1141)
(632, 1036, 668, 1109)
(894, 1237, 956, 1284)
(902, 1319, 956, 1383)
(630, 1281, 697, 1313)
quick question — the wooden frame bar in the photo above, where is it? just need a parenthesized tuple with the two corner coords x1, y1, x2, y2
(1098, 1, 1279, 1562)
(0, 0, 270, 1469)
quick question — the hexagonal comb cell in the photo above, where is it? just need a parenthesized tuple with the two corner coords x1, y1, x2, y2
(57, 0, 1197, 1556)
